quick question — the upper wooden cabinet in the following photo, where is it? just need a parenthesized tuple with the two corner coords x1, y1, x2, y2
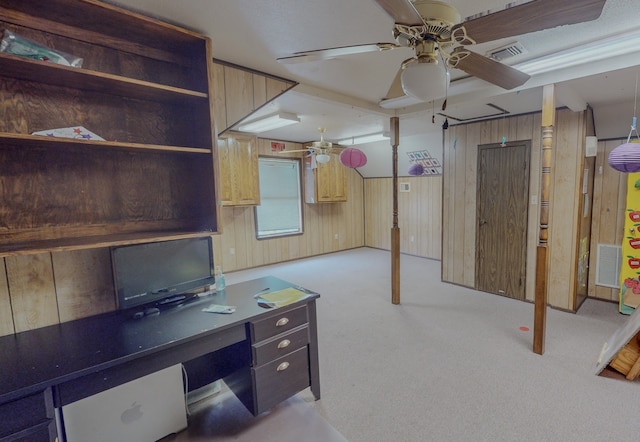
(304, 154, 348, 203)
(218, 132, 260, 206)
(0, 0, 218, 256)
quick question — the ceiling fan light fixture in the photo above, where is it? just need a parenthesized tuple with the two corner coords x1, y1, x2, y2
(315, 153, 331, 163)
(401, 59, 449, 102)
(237, 112, 300, 133)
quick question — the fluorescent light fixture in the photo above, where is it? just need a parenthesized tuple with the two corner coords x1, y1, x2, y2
(338, 132, 390, 145)
(237, 112, 300, 133)
(379, 94, 423, 109)
(315, 153, 331, 163)
(516, 30, 640, 76)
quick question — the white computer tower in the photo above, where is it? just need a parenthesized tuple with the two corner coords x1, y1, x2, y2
(61, 364, 187, 442)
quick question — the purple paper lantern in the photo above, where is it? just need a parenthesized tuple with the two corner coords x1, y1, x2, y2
(339, 147, 367, 168)
(408, 163, 424, 176)
(608, 142, 640, 172)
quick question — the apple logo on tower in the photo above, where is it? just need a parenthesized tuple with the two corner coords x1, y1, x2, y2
(120, 401, 144, 424)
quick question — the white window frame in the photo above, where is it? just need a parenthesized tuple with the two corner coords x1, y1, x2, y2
(254, 157, 303, 239)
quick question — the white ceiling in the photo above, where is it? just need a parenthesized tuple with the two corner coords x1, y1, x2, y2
(111, 0, 640, 176)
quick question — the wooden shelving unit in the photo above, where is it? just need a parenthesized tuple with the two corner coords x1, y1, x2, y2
(0, 0, 218, 257)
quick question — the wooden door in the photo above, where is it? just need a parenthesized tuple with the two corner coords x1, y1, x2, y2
(476, 141, 531, 300)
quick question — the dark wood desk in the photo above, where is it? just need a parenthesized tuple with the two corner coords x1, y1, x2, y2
(0, 276, 320, 442)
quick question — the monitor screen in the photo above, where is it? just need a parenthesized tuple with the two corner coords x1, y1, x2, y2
(111, 237, 214, 310)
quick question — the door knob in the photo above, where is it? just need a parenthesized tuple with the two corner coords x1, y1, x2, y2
(479, 219, 487, 226)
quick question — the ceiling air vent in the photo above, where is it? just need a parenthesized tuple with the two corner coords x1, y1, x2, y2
(487, 42, 527, 61)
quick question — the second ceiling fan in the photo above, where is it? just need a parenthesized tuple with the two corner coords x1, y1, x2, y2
(277, 0, 607, 103)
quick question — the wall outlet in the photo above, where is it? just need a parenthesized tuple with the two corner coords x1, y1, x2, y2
(334, 233, 339, 240)
(229, 247, 235, 255)
(410, 235, 415, 242)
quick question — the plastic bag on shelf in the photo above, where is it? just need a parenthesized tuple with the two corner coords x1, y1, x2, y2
(0, 29, 83, 67)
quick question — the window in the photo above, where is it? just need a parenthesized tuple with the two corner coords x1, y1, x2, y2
(255, 157, 303, 239)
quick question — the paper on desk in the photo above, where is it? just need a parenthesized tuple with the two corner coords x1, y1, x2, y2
(257, 288, 311, 308)
(202, 304, 236, 314)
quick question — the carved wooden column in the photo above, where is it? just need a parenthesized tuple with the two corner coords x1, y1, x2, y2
(391, 116, 400, 304)
(534, 84, 556, 355)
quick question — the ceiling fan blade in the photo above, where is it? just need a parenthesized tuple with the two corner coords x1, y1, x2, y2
(450, 48, 530, 90)
(373, 0, 424, 26)
(277, 43, 399, 64)
(278, 149, 312, 153)
(452, 0, 606, 44)
(383, 67, 405, 100)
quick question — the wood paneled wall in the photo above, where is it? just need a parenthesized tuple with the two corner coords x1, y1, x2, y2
(211, 138, 365, 272)
(588, 138, 628, 301)
(0, 250, 115, 335)
(442, 109, 589, 310)
(212, 60, 297, 133)
(364, 176, 442, 259)
(443, 113, 541, 296)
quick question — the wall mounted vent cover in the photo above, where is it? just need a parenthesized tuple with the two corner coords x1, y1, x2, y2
(488, 42, 527, 61)
(596, 243, 622, 289)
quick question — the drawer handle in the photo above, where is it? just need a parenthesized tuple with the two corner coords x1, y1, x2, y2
(277, 361, 290, 372)
(276, 317, 289, 327)
(277, 339, 291, 349)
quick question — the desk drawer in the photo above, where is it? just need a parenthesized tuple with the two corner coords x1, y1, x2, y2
(252, 325, 309, 367)
(0, 388, 54, 439)
(253, 346, 310, 415)
(251, 305, 308, 342)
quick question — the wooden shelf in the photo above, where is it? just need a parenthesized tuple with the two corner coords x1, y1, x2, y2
(0, 53, 208, 104)
(0, 0, 219, 257)
(0, 1, 203, 66)
(0, 231, 215, 258)
(0, 132, 212, 154)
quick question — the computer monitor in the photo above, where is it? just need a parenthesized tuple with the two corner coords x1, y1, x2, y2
(111, 237, 214, 310)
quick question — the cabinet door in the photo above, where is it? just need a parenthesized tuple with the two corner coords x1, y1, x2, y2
(218, 132, 260, 206)
(316, 155, 347, 202)
(217, 137, 234, 205)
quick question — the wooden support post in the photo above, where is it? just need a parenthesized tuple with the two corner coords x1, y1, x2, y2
(391, 116, 400, 305)
(534, 84, 556, 355)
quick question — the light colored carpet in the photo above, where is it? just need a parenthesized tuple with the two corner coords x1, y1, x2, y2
(222, 247, 640, 442)
(170, 386, 347, 442)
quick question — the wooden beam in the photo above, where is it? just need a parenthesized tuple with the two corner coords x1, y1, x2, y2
(534, 84, 556, 355)
(391, 116, 400, 305)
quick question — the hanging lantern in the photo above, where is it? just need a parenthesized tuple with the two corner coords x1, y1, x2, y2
(609, 140, 640, 172)
(609, 75, 640, 173)
(339, 147, 367, 168)
(408, 163, 424, 176)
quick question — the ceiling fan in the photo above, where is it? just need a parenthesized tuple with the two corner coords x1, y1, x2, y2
(277, 0, 607, 103)
(279, 127, 343, 163)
